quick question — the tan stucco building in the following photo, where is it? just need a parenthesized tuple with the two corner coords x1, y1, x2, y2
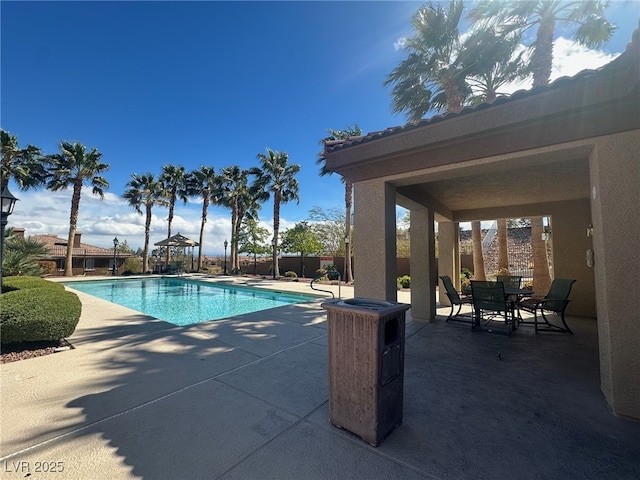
(324, 30, 639, 420)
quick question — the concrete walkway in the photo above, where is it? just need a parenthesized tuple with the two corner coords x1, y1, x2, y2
(1, 276, 639, 479)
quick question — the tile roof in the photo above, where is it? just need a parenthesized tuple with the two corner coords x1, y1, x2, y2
(31, 234, 130, 259)
(325, 25, 639, 154)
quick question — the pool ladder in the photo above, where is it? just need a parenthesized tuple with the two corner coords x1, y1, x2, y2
(310, 270, 341, 299)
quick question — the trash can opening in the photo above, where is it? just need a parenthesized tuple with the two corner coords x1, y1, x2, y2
(385, 319, 399, 345)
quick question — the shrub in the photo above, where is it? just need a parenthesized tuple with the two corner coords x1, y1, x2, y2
(397, 275, 411, 289)
(37, 260, 57, 276)
(315, 268, 327, 279)
(2, 276, 65, 293)
(284, 271, 298, 278)
(0, 288, 82, 343)
(123, 257, 143, 275)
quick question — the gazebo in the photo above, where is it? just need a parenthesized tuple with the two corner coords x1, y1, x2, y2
(154, 233, 199, 273)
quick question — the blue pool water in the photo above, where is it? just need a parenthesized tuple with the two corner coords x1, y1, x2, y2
(62, 278, 317, 326)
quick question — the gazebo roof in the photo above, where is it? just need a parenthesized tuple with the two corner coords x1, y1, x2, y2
(154, 233, 199, 247)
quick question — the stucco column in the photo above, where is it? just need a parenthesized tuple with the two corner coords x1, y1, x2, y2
(410, 208, 436, 321)
(590, 131, 640, 420)
(353, 179, 397, 301)
(437, 221, 460, 308)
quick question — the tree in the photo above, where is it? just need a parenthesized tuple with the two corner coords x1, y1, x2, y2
(2, 228, 49, 277)
(46, 141, 109, 277)
(471, 221, 487, 280)
(384, 1, 469, 121)
(159, 164, 188, 267)
(280, 221, 323, 278)
(255, 148, 300, 278)
(237, 218, 271, 275)
(1, 129, 47, 190)
(218, 165, 267, 272)
(470, 0, 615, 88)
(471, 0, 615, 292)
(308, 206, 346, 257)
(123, 173, 166, 273)
(497, 219, 509, 273)
(317, 124, 361, 283)
(186, 166, 220, 271)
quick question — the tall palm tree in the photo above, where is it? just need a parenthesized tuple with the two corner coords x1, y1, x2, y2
(317, 124, 361, 283)
(159, 164, 188, 267)
(1, 129, 47, 190)
(186, 166, 221, 271)
(384, 0, 469, 121)
(255, 148, 300, 278)
(218, 166, 267, 272)
(471, 221, 487, 280)
(46, 141, 109, 276)
(471, 0, 614, 292)
(470, 0, 615, 88)
(123, 173, 166, 273)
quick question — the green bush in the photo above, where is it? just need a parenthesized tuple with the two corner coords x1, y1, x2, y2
(123, 257, 143, 275)
(397, 275, 411, 289)
(284, 271, 298, 278)
(2, 276, 65, 293)
(1, 288, 82, 343)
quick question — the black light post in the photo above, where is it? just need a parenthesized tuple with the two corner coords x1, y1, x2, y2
(112, 237, 119, 276)
(223, 239, 228, 275)
(0, 185, 19, 287)
(344, 235, 350, 281)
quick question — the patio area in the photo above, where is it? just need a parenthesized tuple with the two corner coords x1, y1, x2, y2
(2, 277, 639, 479)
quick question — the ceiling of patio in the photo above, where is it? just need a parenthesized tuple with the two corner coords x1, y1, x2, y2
(393, 144, 592, 221)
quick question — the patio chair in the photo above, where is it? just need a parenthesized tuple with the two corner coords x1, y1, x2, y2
(439, 275, 473, 324)
(519, 279, 576, 334)
(470, 280, 516, 336)
(497, 275, 522, 289)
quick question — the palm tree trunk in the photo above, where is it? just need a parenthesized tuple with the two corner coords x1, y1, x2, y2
(532, 17, 555, 87)
(531, 216, 552, 294)
(497, 219, 509, 272)
(198, 195, 208, 271)
(471, 220, 486, 280)
(230, 204, 238, 272)
(165, 197, 175, 268)
(143, 204, 152, 273)
(273, 194, 281, 278)
(64, 181, 82, 277)
(345, 180, 353, 283)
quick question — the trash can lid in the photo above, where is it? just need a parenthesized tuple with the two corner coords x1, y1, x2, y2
(337, 298, 395, 309)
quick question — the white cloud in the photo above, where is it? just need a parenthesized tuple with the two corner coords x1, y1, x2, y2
(394, 36, 407, 51)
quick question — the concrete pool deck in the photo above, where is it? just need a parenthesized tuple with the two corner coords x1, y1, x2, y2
(1, 275, 639, 479)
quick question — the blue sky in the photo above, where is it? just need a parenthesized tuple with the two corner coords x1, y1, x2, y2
(2, 1, 638, 255)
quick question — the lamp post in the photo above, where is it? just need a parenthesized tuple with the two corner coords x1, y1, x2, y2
(344, 235, 350, 281)
(112, 237, 119, 276)
(223, 239, 228, 275)
(0, 185, 19, 287)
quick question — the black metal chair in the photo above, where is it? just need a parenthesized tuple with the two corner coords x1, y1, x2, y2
(470, 280, 516, 336)
(497, 275, 522, 289)
(439, 275, 473, 324)
(519, 279, 576, 334)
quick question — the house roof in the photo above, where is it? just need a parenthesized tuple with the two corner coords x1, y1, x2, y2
(325, 25, 639, 155)
(32, 234, 132, 259)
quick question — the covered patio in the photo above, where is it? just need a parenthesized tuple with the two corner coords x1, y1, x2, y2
(324, 31, 639, 420)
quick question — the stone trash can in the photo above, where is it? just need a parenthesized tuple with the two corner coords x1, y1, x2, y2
(321, 297, 411, 447)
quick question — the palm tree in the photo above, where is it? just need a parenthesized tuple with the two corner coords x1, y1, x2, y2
(317, 124, 361, 283)
(471, 221, 487, 280)
(1, 129, 47, 190)
(186, 166, 220, 271)
(471, 0, 615, 292)
(2, 227, 50, 277)
(218, 166, 267, 272)
(470, 0, 615, 88)
(159, 164, 188, 267)
(45, 141, 109, 277)
(123, 173, 166, 273)
(255, 148, 300, 278)
(384, 0, 469, 121)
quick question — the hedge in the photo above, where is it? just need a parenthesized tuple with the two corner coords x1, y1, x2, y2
(1, 284, 81, 344)
(2, 276, 65, 293)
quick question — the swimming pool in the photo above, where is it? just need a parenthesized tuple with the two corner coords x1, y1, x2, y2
(62, 278, 318, 326)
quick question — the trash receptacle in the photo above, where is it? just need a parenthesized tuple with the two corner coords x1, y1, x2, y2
(321, 297, 411, 446)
